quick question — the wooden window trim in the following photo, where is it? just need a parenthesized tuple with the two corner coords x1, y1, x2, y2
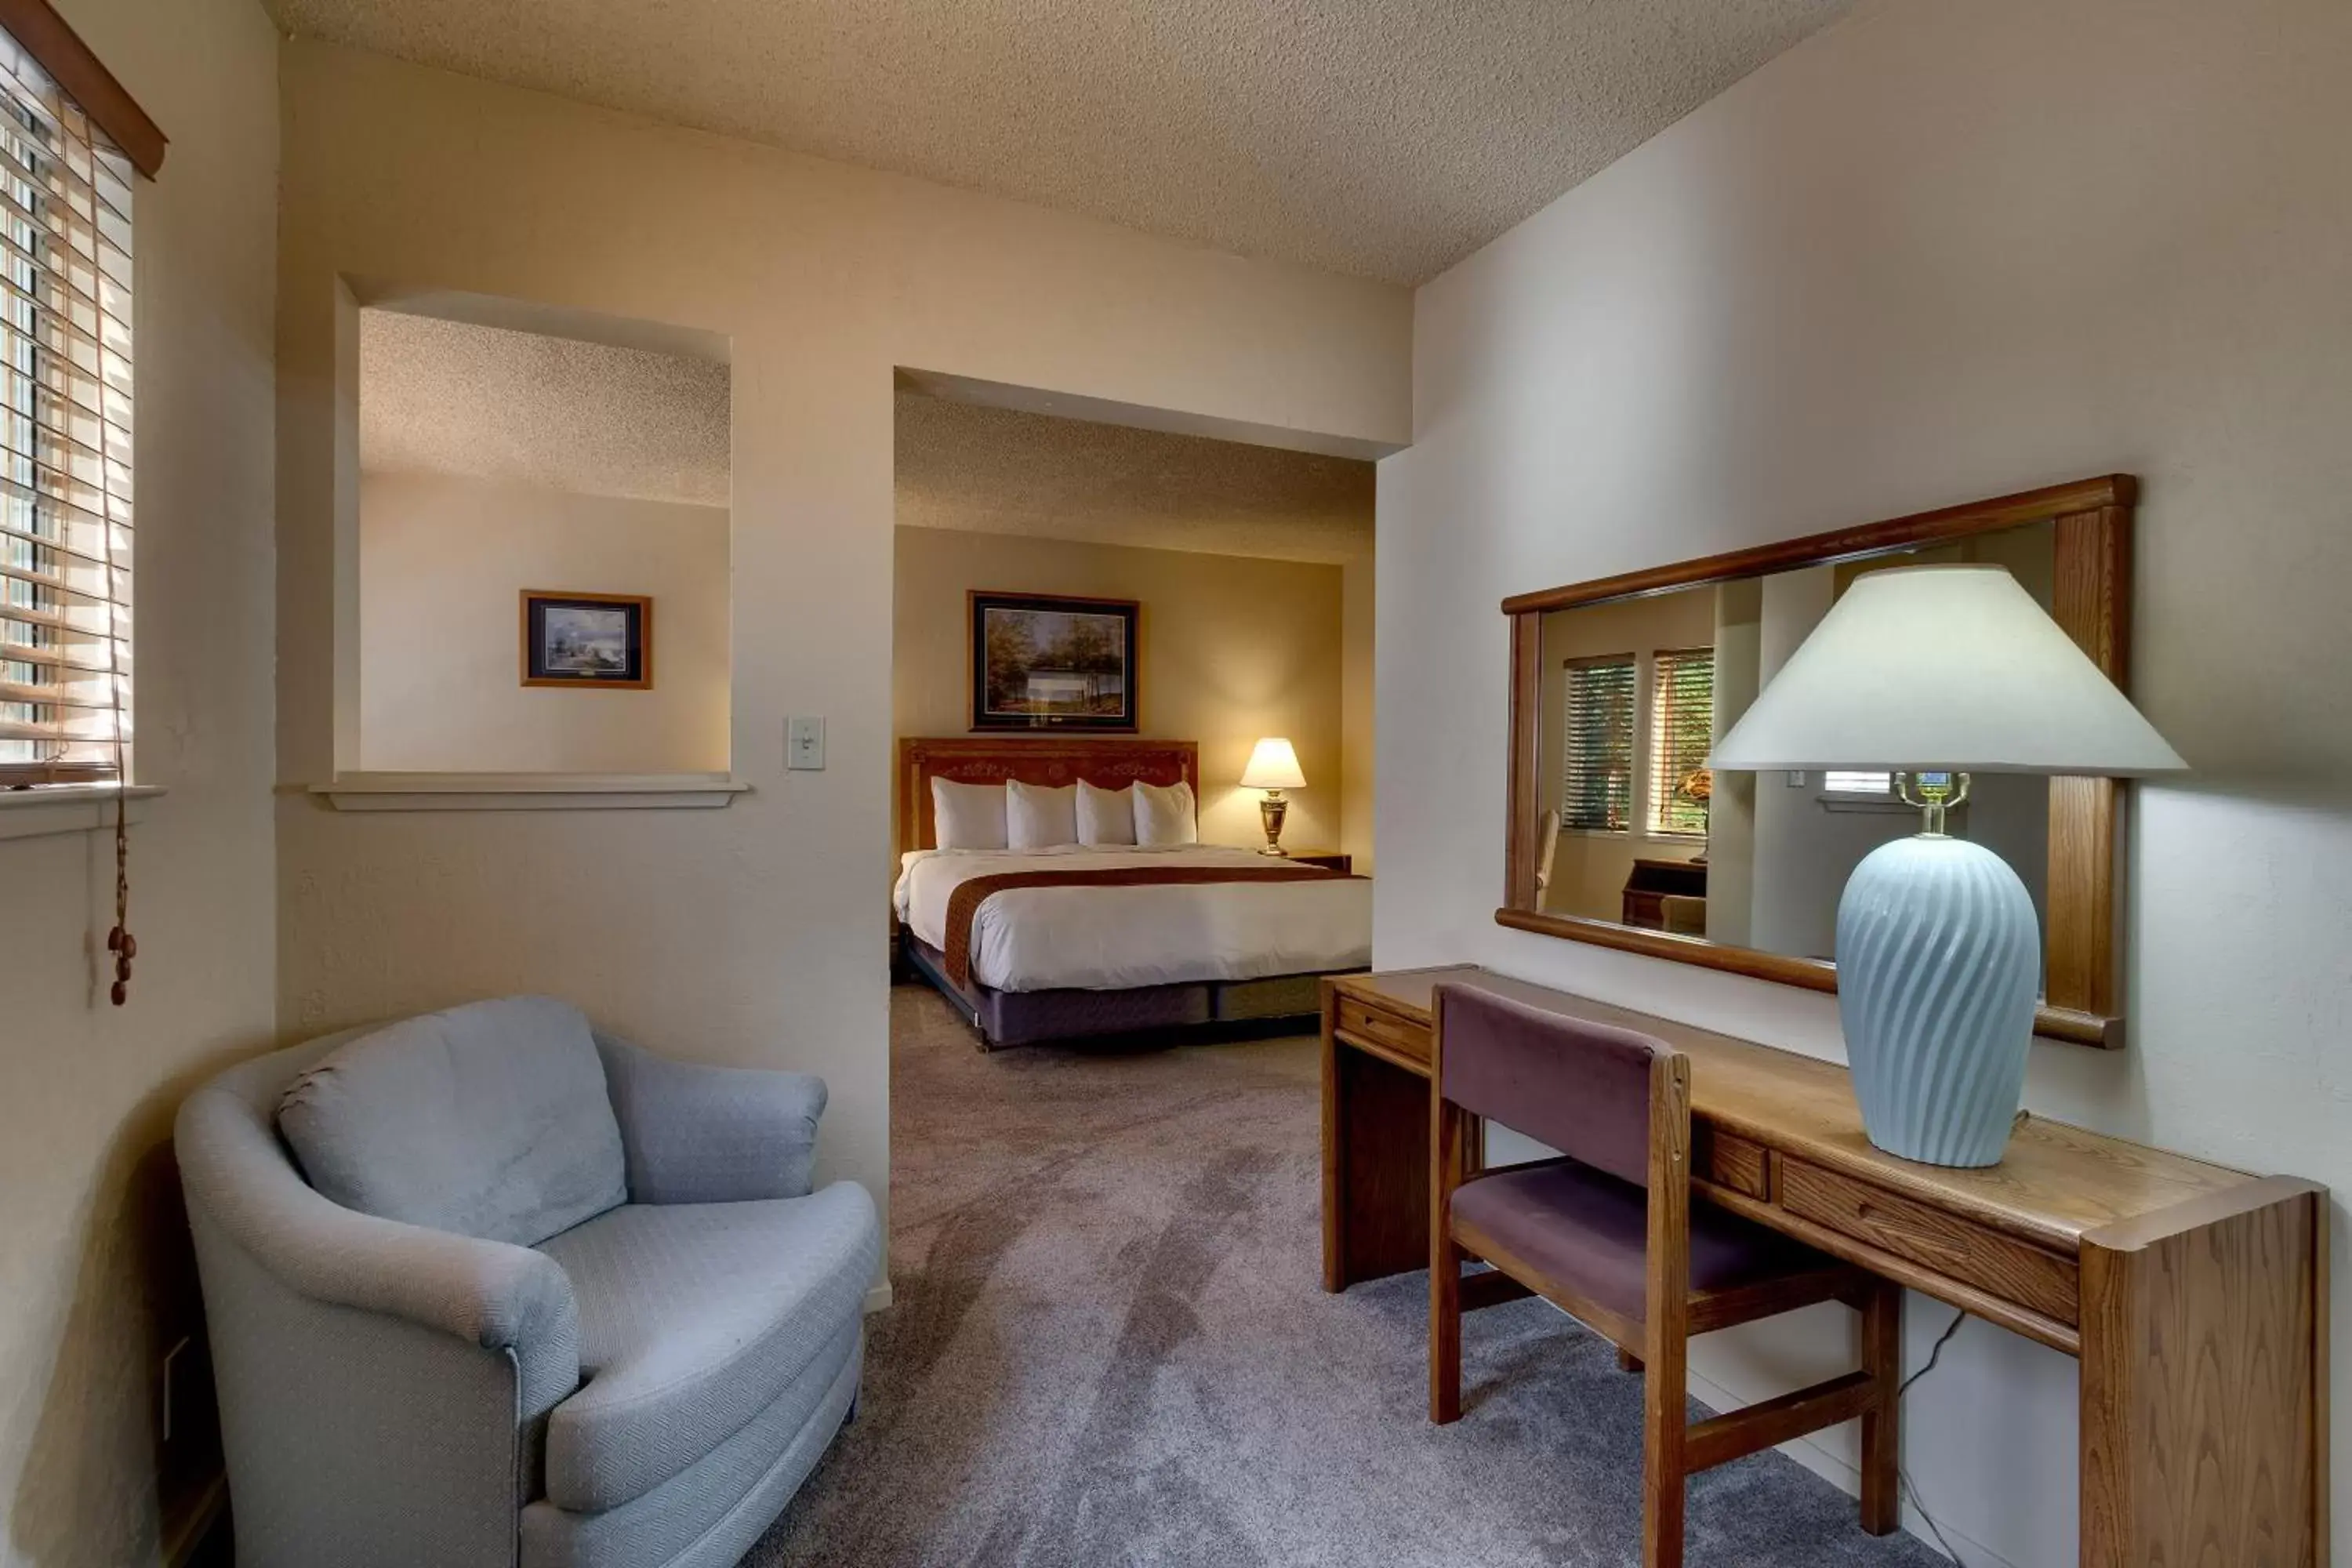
(0, 0, 165, 177)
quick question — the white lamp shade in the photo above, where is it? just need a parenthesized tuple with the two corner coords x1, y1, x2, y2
(1240, 736, 1308, 789)
(1710, 564, 2185, 775)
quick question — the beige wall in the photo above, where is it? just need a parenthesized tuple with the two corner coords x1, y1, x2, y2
(359, 472, 731, 772)
(1378, 1, 2352, 1562)
(0, 1, 279, 1564)
(893, 526, 1345, 852)
(275, 42, 1412, 1272)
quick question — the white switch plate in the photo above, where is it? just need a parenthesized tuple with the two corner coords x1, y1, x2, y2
(787, 716, 826, 771)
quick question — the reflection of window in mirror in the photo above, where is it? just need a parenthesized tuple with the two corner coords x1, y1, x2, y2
(1824, 771, 1893, 796)
(1646, 648, 1715, 837)
(1561, 654, 1635, 832)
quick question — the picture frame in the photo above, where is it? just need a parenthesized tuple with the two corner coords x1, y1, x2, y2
(967, 590, 1139, 731)
(521, 590, 652, 689)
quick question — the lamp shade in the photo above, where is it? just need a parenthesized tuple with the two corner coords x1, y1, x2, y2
(1710, 564, 2185, 775)
(1240, 736, 1307, 789)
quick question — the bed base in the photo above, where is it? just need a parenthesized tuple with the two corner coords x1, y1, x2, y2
(898, 933, 1358, 1051)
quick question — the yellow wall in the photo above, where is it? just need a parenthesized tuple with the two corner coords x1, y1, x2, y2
(359, 473, 732, 773)
(273, 42, 1411, 1275)
(1, 2, 280, 1563)
(1340, 556, 1375, 874)
(892, 526, 1347, 854)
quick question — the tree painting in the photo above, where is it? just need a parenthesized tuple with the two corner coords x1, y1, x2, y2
(971, 595, 1137, 729)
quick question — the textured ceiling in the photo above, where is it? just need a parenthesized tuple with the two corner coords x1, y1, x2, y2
(269, 0, 1851, 284)
(359, 310, 731, 506)
(895, 391, 1373, 564)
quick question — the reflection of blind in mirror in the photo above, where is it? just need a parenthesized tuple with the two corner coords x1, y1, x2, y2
(1824, 770, 1895, 796)
(1562, 654, 1635, 831)
(1647, 648, 1715, 837)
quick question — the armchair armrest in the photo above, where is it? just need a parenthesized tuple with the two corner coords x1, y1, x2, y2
(175, 1084, 582, 1414)
(595, 1033, 828, 1204)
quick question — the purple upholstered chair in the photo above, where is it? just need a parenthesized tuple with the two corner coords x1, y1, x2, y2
(1427, 982, 1904, 1568)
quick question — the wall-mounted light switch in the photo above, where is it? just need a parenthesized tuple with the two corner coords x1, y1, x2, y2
(787, 716, 826, 771)
(1784, 770, 1808, 788)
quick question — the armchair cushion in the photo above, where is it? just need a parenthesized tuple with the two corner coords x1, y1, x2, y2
(534, 1181, 879, 1513)
(278, 996, 627, 1247)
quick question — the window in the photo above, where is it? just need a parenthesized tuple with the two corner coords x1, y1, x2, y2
(1646, 647, 1715, 837)
(1561, 654, 1635, 831)
(0, 31, 134, 788)
(1824, 770, 1896, 797)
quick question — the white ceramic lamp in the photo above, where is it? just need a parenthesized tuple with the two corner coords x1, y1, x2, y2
(1240, 737, 1307, 855)
(1711, 564, 2183, 1167)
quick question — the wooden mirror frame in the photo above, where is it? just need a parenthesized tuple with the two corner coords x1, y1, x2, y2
(1497, 475, 2136, 1050)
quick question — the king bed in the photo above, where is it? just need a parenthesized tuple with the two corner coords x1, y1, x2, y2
(895, 737, 1372, 1049)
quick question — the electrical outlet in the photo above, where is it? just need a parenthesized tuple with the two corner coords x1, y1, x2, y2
(786, 716, 826, 771)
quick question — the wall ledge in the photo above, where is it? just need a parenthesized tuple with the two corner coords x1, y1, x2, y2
(0, 785, 163, 843)
(310, 773, 752, 812)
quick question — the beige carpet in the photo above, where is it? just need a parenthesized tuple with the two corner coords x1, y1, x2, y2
(746, 983, 1947, 1567)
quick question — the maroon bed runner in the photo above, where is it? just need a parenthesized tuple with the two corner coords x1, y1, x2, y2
(939, 864, 1352, 989)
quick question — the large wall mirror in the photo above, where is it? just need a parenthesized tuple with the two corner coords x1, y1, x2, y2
(1499, 477, 2136, 1048)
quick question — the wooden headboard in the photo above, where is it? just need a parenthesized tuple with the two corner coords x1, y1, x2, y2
(898, 736, 1200, 851)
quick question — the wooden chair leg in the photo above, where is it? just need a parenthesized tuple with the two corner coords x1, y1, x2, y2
(1429, 1092, 1474, 1426)
(1858, 1277, 1903, 1535)
(1640, 1341, 1689, 1568)
(1429, 1229, 1464, 1424)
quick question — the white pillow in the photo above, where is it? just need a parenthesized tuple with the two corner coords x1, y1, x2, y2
(1076, 780, 1136, 847)
(1133, 779, 1198, 847)
(931, 778, 1007, 851)
(1007, 780, 1078, 850)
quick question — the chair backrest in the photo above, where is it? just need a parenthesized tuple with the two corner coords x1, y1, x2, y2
(1659, 894, 1707, 935)
(1433, 982, 1668, 1188)
(275, 996, 628, 1247)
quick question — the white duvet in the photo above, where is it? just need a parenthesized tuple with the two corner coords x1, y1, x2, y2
(893, 844, 1371, 993)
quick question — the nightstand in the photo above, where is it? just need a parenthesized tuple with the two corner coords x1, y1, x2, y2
(1283, 850, 1352, 873)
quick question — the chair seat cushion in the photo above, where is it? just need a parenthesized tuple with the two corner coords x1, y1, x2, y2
(535, 1182, 879, 1513)
(1449, 1159, 1832, 1325)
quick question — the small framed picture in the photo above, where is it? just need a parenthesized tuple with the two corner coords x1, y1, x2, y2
(968, 590, 1138, 731)
(521, 590, 652, 689)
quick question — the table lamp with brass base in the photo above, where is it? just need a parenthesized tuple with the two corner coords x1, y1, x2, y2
(1240, 737, 1307, 855)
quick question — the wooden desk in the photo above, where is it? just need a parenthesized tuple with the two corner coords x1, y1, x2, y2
(1621, 855, 1706, 930)
(1321, 965, 2329, 1568)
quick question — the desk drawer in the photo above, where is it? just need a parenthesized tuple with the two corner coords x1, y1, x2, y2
(1697, 1128, 1770, 1200)
(1334, 996, 1430, 1068)
(1780, 1160, 2078, 1327)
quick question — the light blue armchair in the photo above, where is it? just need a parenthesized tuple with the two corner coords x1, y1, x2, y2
(175, 996, 879, 1568)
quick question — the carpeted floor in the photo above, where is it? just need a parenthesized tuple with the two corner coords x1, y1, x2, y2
(747, 984, 1948, 1567)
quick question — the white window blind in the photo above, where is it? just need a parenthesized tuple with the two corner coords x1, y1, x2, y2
(1646, 646, 1715, 837)
(1561, 654, 1635, 832)
(0, 28, 132, 789)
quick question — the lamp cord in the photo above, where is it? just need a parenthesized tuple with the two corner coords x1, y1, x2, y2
(1896, 1308, 1969, 1564)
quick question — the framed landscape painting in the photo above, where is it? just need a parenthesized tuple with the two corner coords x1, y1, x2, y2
(521, 590, 652, 689)
(968, 591, 1138, 731)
